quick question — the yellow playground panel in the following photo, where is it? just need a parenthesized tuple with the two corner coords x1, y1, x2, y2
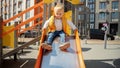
(3, 25, 15, 48)
(65, 10, 72, 35)
(43, 0, 80, 4)
(67, 0, 80, 4)
(43, 0, 54, 4)
(65, 10, 72, 21)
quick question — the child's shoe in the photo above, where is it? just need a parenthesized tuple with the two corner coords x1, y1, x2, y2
(41, 43, 52, 50)
(43, 49, 52, 55)
(59, 42, 70, 51)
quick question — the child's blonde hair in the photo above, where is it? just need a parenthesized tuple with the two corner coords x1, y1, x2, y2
(54, 3, 64, 11)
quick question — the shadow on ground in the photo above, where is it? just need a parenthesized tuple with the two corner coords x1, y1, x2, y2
(85, 58, 120, 68)
(3, 58, 120, 68)
(85, 60, 114, 68)
(82, 48, 91, 52)
(82, 48, 92, 52)
(113, 58, 120, 68)
(3, 59, 36, 68)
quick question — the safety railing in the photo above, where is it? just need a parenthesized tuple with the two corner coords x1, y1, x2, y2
(2, 1, 43, 37)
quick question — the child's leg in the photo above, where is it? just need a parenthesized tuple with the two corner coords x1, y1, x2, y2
(46, 31, 59, 44)
(41, 43, 52, 50)
(59, 31, 70, 50)
(59, 42, 70, 50)
(42, 31, 58, 50)
(59, 31, 65, 43)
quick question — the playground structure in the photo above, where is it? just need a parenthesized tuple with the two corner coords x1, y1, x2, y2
(0, 0, 86, 68)
(0, 1, 43, 67)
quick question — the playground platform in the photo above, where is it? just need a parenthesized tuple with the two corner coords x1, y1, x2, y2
(2, 39, 120, 68)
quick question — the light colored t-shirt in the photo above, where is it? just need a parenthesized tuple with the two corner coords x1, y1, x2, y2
(42, 18, 77, 31)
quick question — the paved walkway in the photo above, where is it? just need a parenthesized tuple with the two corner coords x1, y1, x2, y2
(81, 39, 120, 68)
(2, 39, 120, 68)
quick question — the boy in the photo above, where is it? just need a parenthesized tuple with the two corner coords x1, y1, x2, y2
(41, 3, 77, 51)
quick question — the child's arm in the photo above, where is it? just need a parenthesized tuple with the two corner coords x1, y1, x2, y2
(42, 20, 49, 30)
(40, 20, 50, 43)
(41, 19, 50, 36)
(67, 20, 78, 31)
(67, 20, 78, 36)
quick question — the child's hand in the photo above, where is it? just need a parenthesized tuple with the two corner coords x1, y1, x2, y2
(74, 29, 78, 34)
(74, 29, 80, 37)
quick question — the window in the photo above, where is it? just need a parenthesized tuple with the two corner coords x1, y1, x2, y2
(1, 7, 3, 15)
(78, 15, 84, 20)
(99, 12, 106, 20)
(79, 7, 82, 11)
(5, 14, 7, 19)
(1, 0, 3, 6)
(90, 23, 94, 29)
(36, 0, 40, 3)
(90, 14, 94, 22)
(88, 4, 95, 12)
(18, 3, 22, 8)
(111, 12, 119, 19)
(25, 12, 30, 19)
(88, 0, 95, 3)
(5, 6, 7, 12)
(5, 0, 7, 2)
(26, 0, 30, 8)
(61, 0, 64, 3)
(80, 0, 84, 2)
(112, 1, 118, 10)
(13, 4, 16, 15)
(25, 0, 30, 19)
(8, 13, 11, 18)
(99, 2, 106, 9)
(8, 22, 11, 26)
(25, 23, 29, 28)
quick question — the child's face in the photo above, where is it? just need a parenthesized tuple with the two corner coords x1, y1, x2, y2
(54, 9, 64, 19)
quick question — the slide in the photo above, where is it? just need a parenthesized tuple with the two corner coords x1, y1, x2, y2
(35, 30, 86, 68)
(42, 37, 80, 68)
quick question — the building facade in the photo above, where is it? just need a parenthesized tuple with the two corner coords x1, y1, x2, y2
(0, 0, 60, 28)
(95, 0, 120, 35)
(78, 0, 120, 35)
(0, 0, 34, 28)
(0, 0, 120, 35)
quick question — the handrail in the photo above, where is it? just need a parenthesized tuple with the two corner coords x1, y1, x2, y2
(1, 1, 43, 37)
(17, 20, 42, 36)
(75, 30, 86, 68)
(2, 12, 42, 36)
(34, 29, 46, 68)
(2, 36, 41, 58)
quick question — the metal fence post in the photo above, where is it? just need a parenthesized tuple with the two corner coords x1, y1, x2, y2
(0, 16, 3, 68)
(104, 26, 108, 49)
(43, 4, 47, 26)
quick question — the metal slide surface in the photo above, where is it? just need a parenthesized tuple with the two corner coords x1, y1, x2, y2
(41, 37, 80, 68)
